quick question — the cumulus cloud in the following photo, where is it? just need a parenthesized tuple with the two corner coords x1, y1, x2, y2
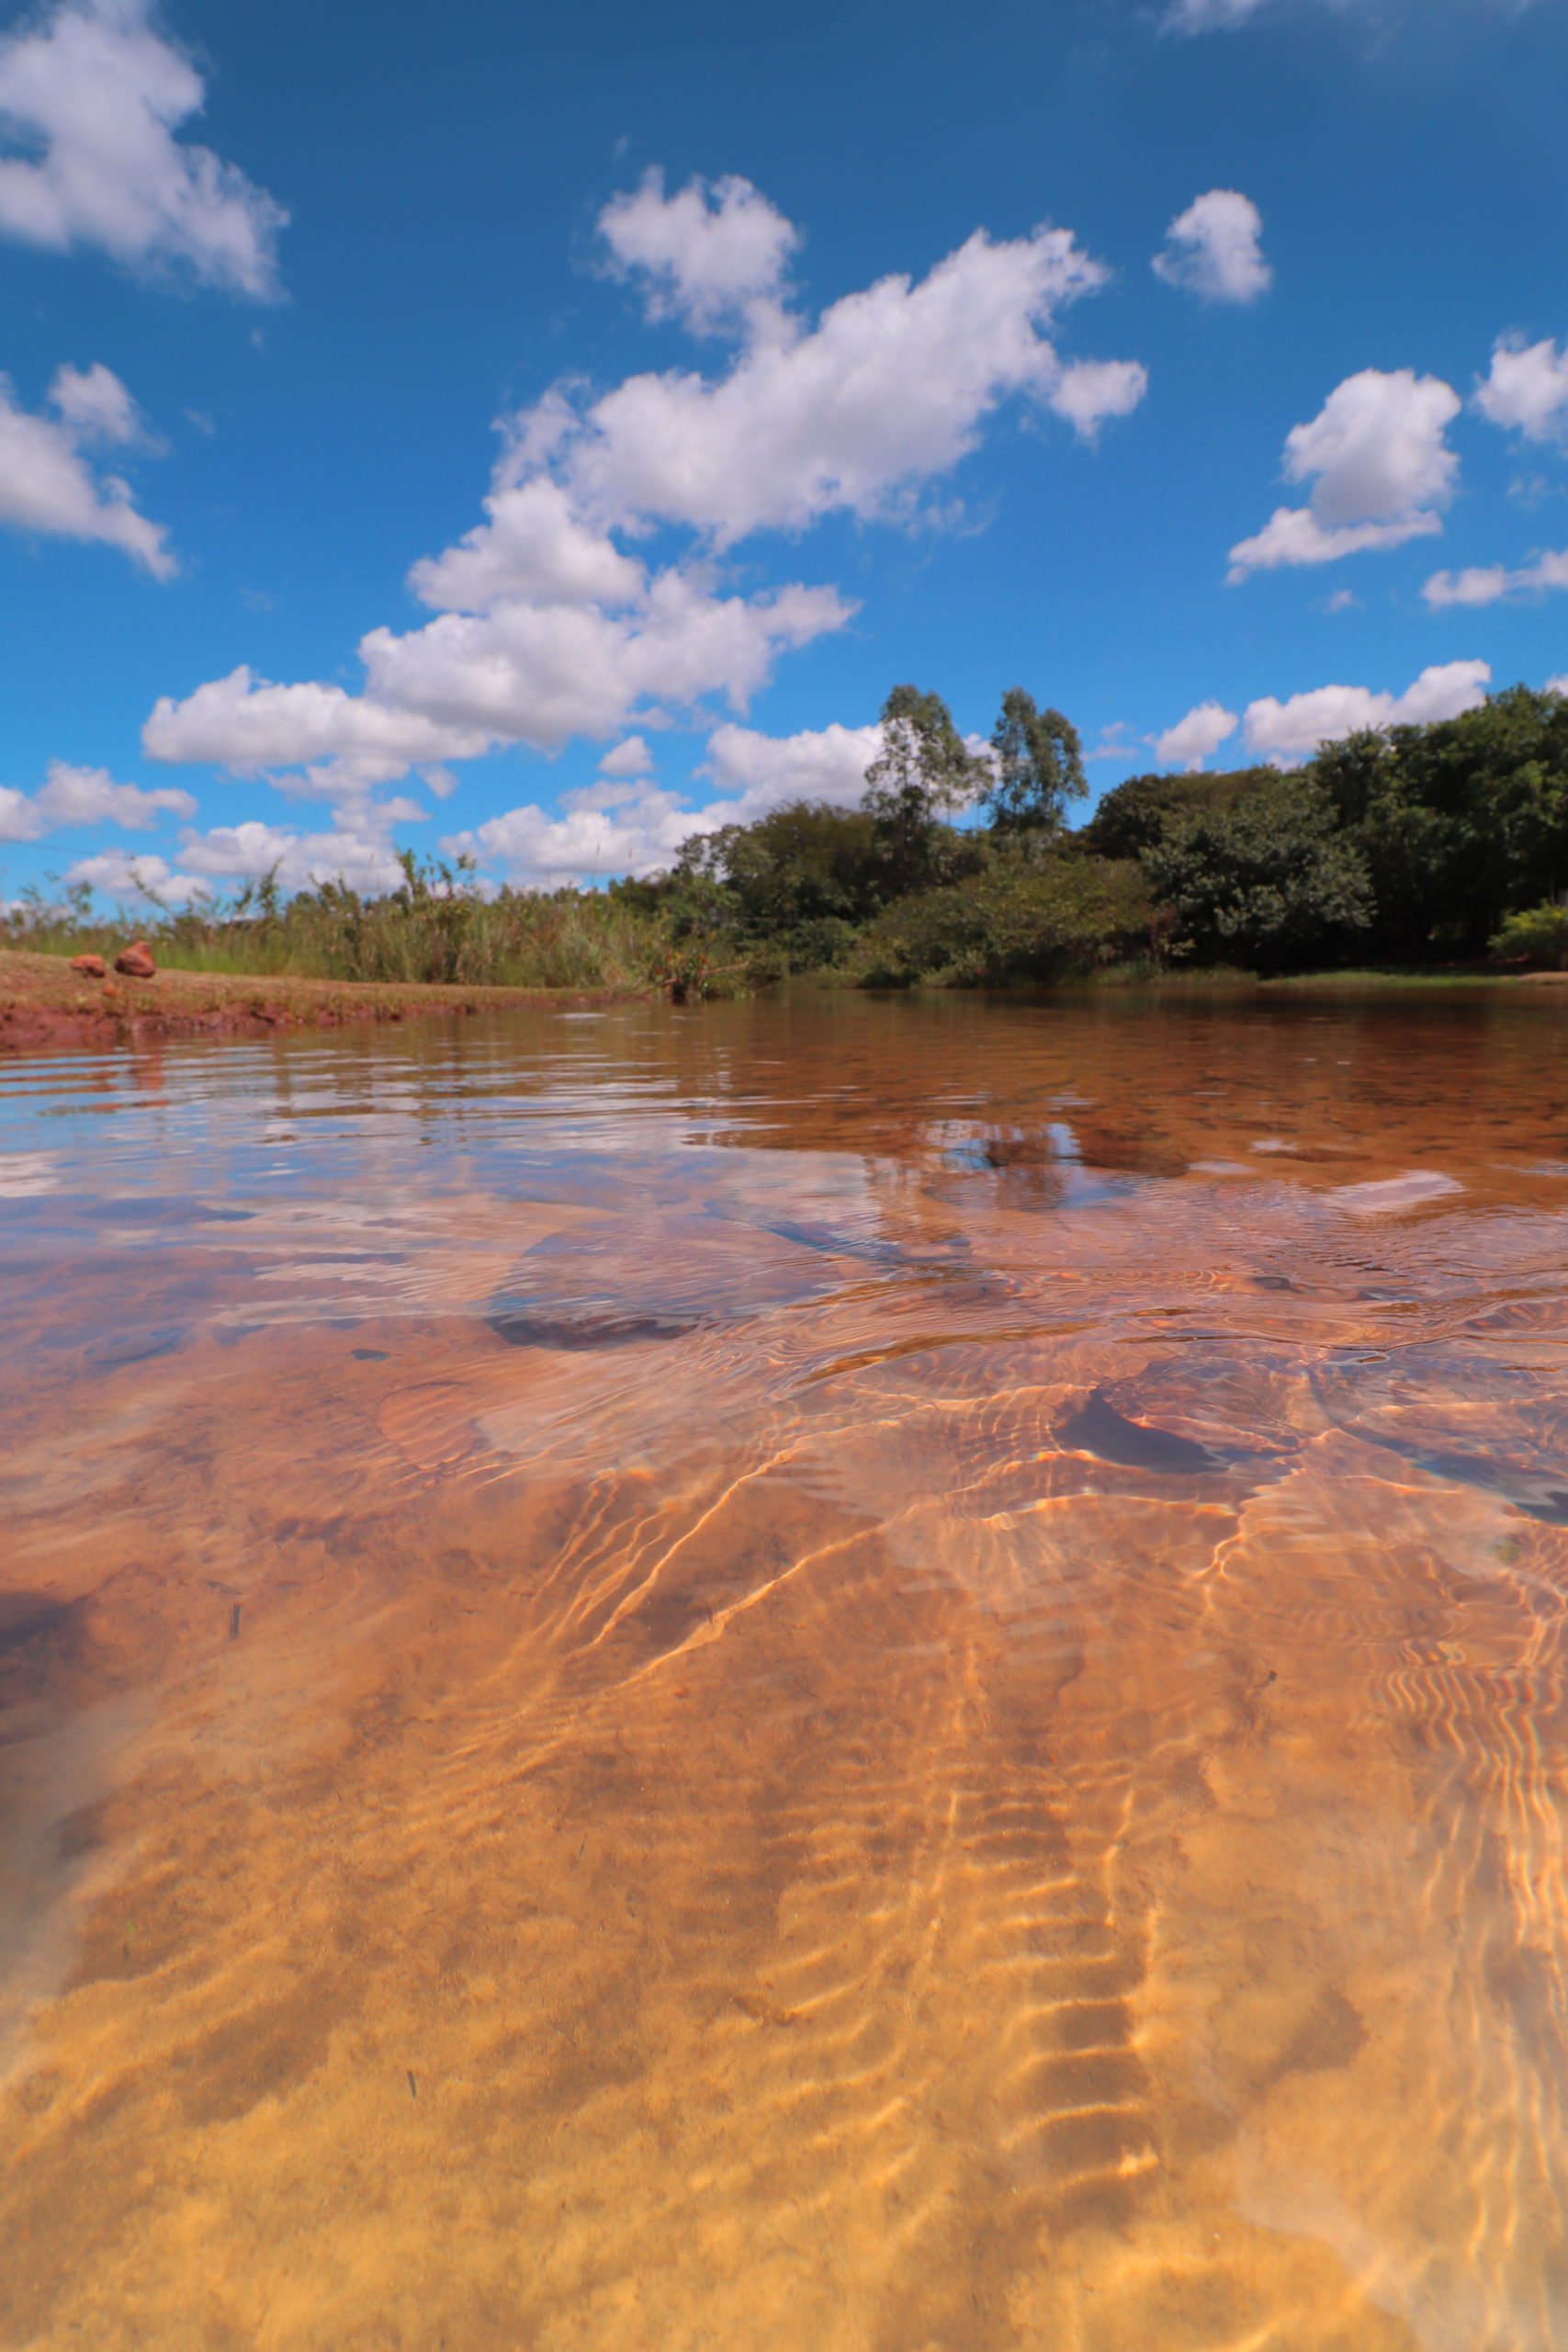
(1241, 659, 1490, 764)
(142, 665, 491, 796)
(598, 170, 797, 336)
(1229, 368, 1460, 578)
(0, 756, 194, 841)
(358, 575, 848, 749)
(62, 804, 422, 903)
(0, 0, 285, 296)
(146, 178, 1141, 817)
(0, 362, 172, 572)
(561, 207, 1141, 543)
(1044, 357, 1149, 441)
(702, 719, 884, 813)
(441, 790, 695, 890)
(47, 358, 144, 442)
(442, 718, 889, 888)
(1154, 700, 1239, 770)
(1152, 190, 1270, 305)
(1422, 547, 1568, 606)
(1474, 335, 1568, 443)
(1550, 673, 1568, 695)
(173, 817, 407, 893)
(598, 734, 654, 776)
(62, 848, 202, 899)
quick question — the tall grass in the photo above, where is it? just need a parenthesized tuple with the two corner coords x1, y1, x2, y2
(1, 856, 675, 992)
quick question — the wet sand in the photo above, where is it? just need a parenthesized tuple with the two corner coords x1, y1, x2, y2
(2, 991, 1567, 2349)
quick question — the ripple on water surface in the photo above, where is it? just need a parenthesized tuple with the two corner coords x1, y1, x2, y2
(2, 990, 1568, 2350)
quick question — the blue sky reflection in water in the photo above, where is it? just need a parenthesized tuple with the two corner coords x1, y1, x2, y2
(2, 990, 1568, 2345)
(1, 0, 1568, 901)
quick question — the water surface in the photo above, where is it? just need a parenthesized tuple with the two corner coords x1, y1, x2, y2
(3, 989, 1568, 2351)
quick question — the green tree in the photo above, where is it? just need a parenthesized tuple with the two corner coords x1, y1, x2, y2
(984, 688, 1087, 835)
(1310, 687, 1568, 956)
(667, 799, 883, 967)
(1142, 777, 1372, 970)
(863, 684, 987, 896)
(1075, 766, 1276, 861)
(856, 854, 1152, 986)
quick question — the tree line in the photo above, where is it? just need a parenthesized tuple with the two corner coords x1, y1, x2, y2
(617, 678, 1568, 984)
(9, 678, 1567, 992)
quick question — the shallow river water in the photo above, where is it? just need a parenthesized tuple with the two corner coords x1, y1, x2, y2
(3, 988, 1568, 2351)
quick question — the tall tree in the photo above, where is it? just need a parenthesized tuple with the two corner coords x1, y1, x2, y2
(984, 688, 1087, 835)
(862, 684, 987, 896)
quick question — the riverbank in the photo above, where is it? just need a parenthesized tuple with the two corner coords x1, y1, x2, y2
(0, 949, 644, 1052)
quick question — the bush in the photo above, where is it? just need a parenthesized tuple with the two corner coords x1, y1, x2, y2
(853, 854, 1152, 986)
(1076, 766, 1278, 861)
(1140, 778, 1373, 970)
(1489, 900, 1568, 967)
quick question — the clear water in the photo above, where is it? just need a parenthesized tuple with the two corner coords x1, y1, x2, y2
(3, 989, 1568, 2351)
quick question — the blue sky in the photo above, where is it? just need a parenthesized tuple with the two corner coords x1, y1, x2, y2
(2, 0, 1567, 903)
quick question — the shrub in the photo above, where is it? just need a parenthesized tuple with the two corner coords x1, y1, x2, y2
(1140, 778, 1372, 971)
(1489, 900, 1568, 967)
(853, 854, 1152, 986)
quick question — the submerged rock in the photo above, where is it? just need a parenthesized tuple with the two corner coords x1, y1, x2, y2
(487, 1303, 703, 1350)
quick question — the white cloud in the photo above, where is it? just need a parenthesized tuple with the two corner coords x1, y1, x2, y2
(564, 211, 1138, 544)
(1044, 357, 1150, 441)
(598, 170, 797, 335)
(1152, 190, 1270, 305)
(47, 358, 142, 442)
(442, 787, 697, 890)
(1163, 0, 1271, 25)
(1474, 336, 1568, 443)
(407, 477, 645, 614)
(1229, 368, 1460, 578)
(1242, 659, 1491, 764)
(142, 665, 490, 794)
(1549, 673, 1568, 695)
(360, 574, 851, 750)
(145, 179, 1141, 817)
(1085, 722, 1134, 763)
(1228, 504, 1443, 574)
(598, 734, 654, 776)
(1154, 700, 1239, 770)
(0, 756, 194, 840)
(443, 719, 889, 889)
(0, 363, 172, 573)
(1166, 0, 1537, 27)
(0, 0, 286, 296)
(702, 719, 884, 814)
(174, 818, 406, 893)
(62, 848, 202, 900)
(1422, 547, 1568, 606)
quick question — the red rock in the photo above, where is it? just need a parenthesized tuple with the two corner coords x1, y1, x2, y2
(70, 953, 108, 978)
(114, 941, 157, 978)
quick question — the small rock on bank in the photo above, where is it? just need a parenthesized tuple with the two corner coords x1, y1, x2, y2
(114, 941, 157, 978)
(70, 954, 108, 978)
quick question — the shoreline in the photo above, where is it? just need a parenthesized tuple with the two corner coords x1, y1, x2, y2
(4, 948, 1562, 1053)
(0, 949, 647, 1052)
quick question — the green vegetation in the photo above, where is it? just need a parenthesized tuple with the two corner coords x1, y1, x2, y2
(7, 680, 1568, 997)
(0, 855, 671, 992)
(1139, 775, 1373, 971)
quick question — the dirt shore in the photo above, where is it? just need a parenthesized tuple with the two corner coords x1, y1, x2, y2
(0, 949, 639, 1052)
